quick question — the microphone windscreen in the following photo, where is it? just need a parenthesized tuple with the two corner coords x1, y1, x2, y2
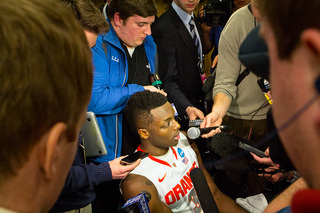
(239, 25, 269, 80)
(291, 189, 320, 212)
(187, 127, 200, 140)
(210, 132, 241, 156)
(202, 75, 215, 92)
(190, 168, 220, 213)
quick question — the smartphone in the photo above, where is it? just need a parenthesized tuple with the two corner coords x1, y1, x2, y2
(120, 151, 149, 165)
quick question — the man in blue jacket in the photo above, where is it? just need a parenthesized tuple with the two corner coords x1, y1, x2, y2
(88, 0, 164, 211)
(51, 1, 141, 212)
(89, 0, 161, 163)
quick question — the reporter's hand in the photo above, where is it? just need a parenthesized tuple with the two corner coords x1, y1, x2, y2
(260, 164, 283, 184)
(251, 147, 273, 164)
(199, 6, 212, 32)
(185, 106, 204, 121)
(211, 55, 219, 68)
(199, 111, 222, 138)
(143, 85, 167, 96)
(251, 148, 291, 183)
(199, 5, 205, 17)
(109, 156, 141, 180)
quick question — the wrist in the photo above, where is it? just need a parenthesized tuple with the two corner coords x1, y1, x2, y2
(286, 170, 300, 184)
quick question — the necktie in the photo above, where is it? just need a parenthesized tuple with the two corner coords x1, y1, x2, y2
(189, 17, 201, 57)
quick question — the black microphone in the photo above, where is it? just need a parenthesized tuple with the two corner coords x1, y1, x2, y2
(122, 191, 151, 213)
(210, 132, 267, 158)
(187, 125, 229, 139)
(149, 73, 162, 90)
(190, 168, 219, 213)
(202, 75, 215, 93)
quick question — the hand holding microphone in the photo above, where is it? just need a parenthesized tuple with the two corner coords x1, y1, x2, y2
(187, 125, 229, 139)
(210, 132, 267, 158)
(199, 111, 224, 138)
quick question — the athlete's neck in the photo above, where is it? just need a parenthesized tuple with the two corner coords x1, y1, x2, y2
(139, 143, 170, 157)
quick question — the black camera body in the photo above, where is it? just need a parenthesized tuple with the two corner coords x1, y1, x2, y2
(257, 78, 271, 93)
(199, 0, 233, 26)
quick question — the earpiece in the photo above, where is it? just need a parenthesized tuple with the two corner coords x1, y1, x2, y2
(315, 76, 320, 93)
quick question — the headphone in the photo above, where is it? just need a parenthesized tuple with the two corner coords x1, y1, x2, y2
(316, 76, 320, 92)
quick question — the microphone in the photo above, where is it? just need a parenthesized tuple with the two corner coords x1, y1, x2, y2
(202, 75, 215, 93)
(187, 125, 229, 139)
(202, 75, 215, 102)
(149, 73, 162, 90)
(190, 168, 220, 213)
(210, 132, 267, 158)
(122, 191, 151, 213)
(238, 142, 267, 158)
(291, 189, 320, 212)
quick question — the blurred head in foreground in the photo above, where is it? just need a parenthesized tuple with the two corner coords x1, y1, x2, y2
(0, 0, 93, 211)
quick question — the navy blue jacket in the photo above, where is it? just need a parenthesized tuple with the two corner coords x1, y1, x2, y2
(51, 139, 112, 212)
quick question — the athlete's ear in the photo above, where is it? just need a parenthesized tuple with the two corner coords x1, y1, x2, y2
(138, 128, 149, 140)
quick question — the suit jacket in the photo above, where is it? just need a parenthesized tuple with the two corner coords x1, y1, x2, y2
(152, 6, 205, 126)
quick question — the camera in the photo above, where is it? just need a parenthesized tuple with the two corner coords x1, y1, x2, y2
(198, 0, 233, 26)
(257, 78, 271, 93)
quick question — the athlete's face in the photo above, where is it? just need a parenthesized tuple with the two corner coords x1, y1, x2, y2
(174, 0, 200, 15)
(147, 102, 181, 150)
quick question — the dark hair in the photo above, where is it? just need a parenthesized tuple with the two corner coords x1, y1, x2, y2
(0, 0, 92, 181)
(62, 0, 109, 34)
(258, 0, 320, 59)
(108, 0, 157, 21)
(124, 91, 167, 131)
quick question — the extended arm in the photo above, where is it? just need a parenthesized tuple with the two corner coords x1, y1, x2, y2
(200, 92, 231, 137)
(62, 156, 140, 194)
(200, 13, 246, 137)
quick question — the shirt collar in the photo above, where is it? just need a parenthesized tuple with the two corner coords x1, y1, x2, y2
(172, 1, 194, 26)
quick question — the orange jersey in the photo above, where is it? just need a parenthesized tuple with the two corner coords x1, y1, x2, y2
(130, 133, 203, 213)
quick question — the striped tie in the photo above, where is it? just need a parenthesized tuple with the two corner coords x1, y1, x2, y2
(189, 17, 201, 57)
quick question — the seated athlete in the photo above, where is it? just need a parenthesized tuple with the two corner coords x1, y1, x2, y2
(121, 90, 245, 212)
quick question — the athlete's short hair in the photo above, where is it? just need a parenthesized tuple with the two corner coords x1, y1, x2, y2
(124, 91, 167, 131)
